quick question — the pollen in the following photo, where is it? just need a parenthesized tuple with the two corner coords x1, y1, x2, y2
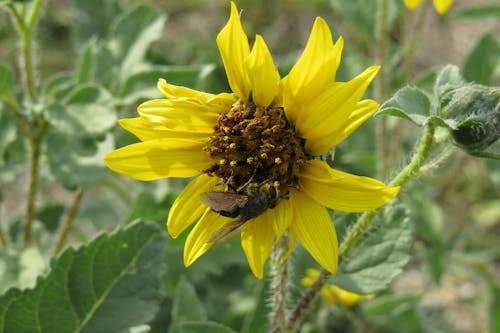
(203, 100, 308, 194)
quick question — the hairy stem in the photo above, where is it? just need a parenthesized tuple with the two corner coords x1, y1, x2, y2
(270, 235, 290, 333)
(287, 124, 439, 329)
(375, 0, 389, 178)
(52, 188, 84, 255)
(23, 122, 47, 244)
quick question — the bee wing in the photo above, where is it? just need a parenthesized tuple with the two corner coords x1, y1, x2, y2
(199, 192, 249, 213)
(208, 220, 245, 243)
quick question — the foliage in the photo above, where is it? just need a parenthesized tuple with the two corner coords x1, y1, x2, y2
(0, 0, 498, 332)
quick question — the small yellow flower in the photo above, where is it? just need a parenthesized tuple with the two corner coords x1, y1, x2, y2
(301, 269, 374, 307)
(104, 2, 399, 279)
(404, 0, 454, 15)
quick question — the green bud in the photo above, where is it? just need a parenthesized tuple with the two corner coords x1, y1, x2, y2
(439, 85, 499, 156)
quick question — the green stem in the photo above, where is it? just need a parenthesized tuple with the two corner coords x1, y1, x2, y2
(270, 234, 290, 333)
(3, 93, 31, 137)
(375, 0, 390, 178)
(0, 191, 7, 248)
(52, 188, 84, 255)
(403, 3, 428, 82)
(7, 0, 43, 99)
(287, 124, 438, 330)
(23, 121, 48, 244)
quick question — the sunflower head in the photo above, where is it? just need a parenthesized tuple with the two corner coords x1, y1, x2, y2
(103, 2, 400, 279)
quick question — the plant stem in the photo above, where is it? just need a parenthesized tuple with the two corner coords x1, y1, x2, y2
(375, 0, 390, 179)
(287, 124, 438, 329)
(3, 93, 31, 137)
(403, 4, 428, 82)
(7, 0, 43, 99)
(52, 188, 84, 255)
(270, 234, 290, 333)
(0, 191, 7, 248)
(23, 122, 47, 244)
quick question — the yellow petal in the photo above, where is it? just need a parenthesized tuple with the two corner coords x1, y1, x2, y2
(433, 0, 453, 14)
(137, 99, 219, 133)
(282, 17, 343, 124)
(246, 35, 280, 108)
(404, 0, 423, 10)
(241, 216, 275, 279)
(298, 66, 379, 143)
(157, 79, 235, 113)
(216, 2, 251, 100)
(290, 189, 338, 274)
(119, 117, 212, 142)
(184, 209, 231, 266)
(300, 160, 400, 212)
(305, 99, 379, 155)
(270, 197, 293, 242)
(103, 139, 210, 180)
(167, 174, 219, 238)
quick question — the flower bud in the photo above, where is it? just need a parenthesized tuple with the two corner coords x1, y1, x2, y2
(440, 85, 499, 155)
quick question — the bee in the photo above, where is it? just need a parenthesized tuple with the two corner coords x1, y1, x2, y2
(199, 182, 281, 242)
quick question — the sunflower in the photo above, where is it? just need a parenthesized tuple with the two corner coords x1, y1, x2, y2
(104, 2, 399, 279)
(404, 0, 454, 15)
(301, 269, 374, 307)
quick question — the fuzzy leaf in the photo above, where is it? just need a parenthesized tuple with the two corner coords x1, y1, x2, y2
(376, 86, 431, 125)
(332, 205, 412, 294)
(46, 84, 116, 139)
(0, 221, 166, 333)
(171, 276, 207, 324)
(463, 33, 500, 85)
(434, 65, 464, 99)
(46, 132, 113, 190)
(450, 4, 500, 20)
(109, 5, 167, 80)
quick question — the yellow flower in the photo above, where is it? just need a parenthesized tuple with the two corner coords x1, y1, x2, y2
(404, 0, 454, 15)
(104, 2, 400, 279)
(301, 269, 374, 307)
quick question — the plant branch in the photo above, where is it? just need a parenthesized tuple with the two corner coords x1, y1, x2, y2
(23, 120, 48, 244)
(287, 124, 440, 329)
(52, 188, 84, 255)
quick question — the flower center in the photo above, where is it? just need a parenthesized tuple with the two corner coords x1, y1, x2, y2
(203, 100, 308, 196)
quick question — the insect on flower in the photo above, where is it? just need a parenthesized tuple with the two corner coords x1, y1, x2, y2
(200, 181, 281, 242)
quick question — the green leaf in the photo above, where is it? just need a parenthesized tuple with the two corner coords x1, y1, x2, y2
(46, 132, 113, 190)
(363, 294, 422, 333)
(332, 205, 412, 294)
(463, 33, 500, 85)
(109, 5, 167, 80)
(169, 321, 237, 333)
(450, 4, 500, 20)
(376, 86, 431, 125)
(363, 293, 421, 317)
(0, 63, 14, 97)
(434, 65, 465, 100)
(46, 84, 116, 138)
(44, 73, 76, 100)
(70, 0, 122, 43)
(77, 39, 96, 84)
(0, 221, 166, 333)
(0, 107, 18, 168)
(171, 276, 208, 324)
(241, 281, 268, 333)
